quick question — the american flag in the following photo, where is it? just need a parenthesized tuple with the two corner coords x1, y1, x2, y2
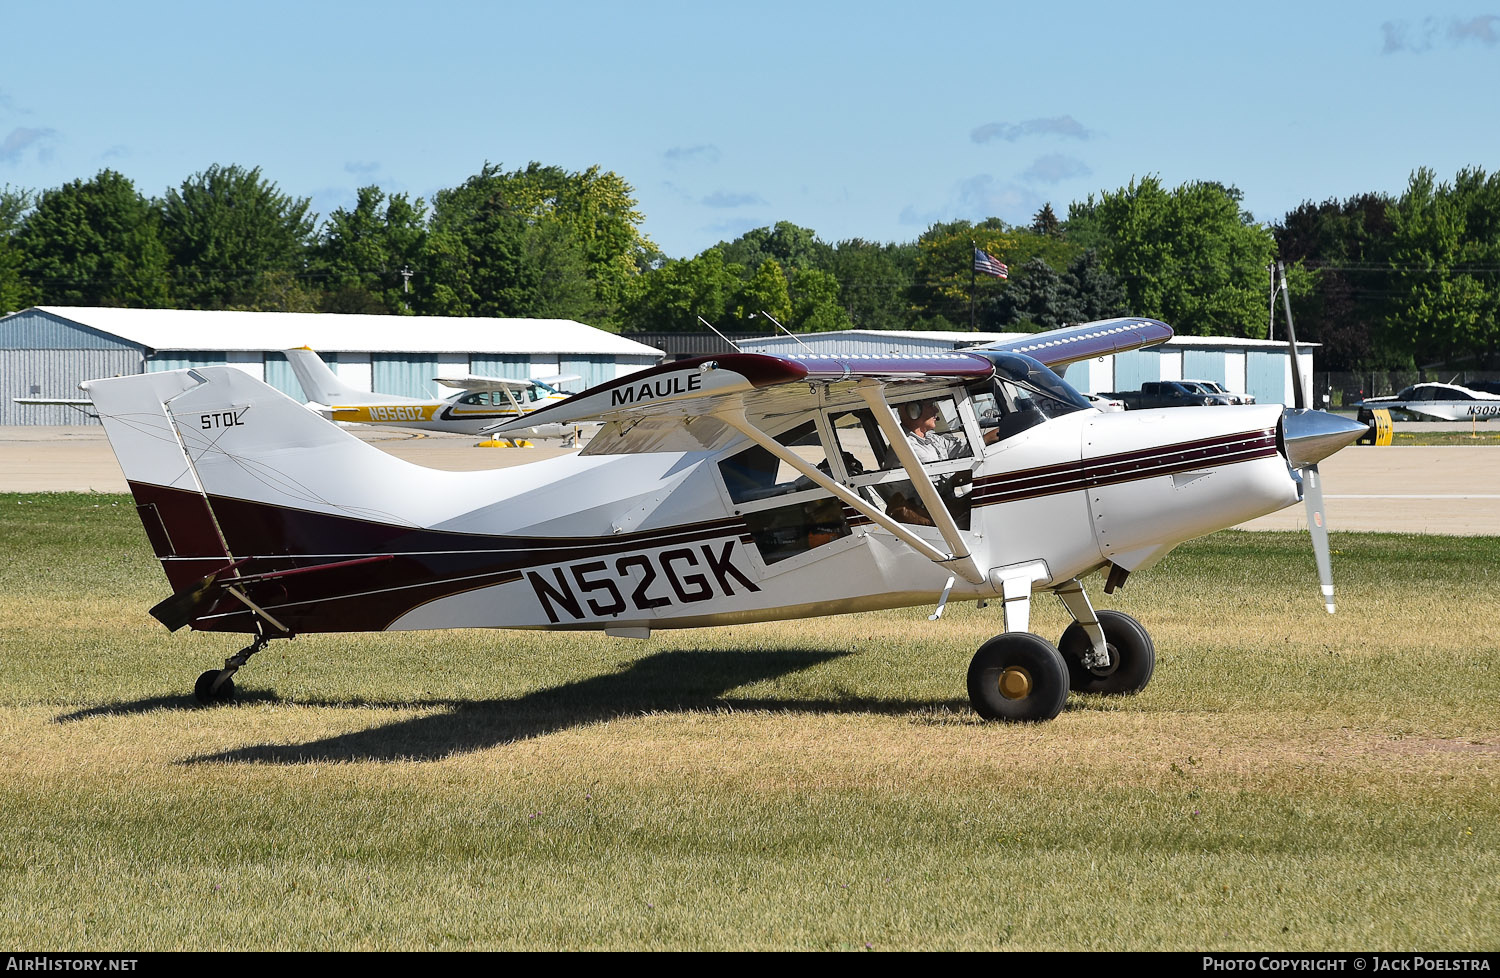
(973, 248, 1009, 279)
(972, 249, 1008, 279)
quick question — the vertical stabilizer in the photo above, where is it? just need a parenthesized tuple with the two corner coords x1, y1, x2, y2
(283, 347, 373, 406)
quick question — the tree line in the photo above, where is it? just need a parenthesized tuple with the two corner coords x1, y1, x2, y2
(2, 162, 1497, 371)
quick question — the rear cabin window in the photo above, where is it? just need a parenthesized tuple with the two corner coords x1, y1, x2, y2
(718, 420, 828, 504)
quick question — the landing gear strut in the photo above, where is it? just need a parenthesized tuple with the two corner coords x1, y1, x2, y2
(1058, 610, 1155, 695)
(193, 627, 279, 706)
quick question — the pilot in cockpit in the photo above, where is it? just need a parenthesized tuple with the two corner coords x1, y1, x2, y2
(900, 399, 997, 463)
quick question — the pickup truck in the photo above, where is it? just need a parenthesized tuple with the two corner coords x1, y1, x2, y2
(1100, 381, 1237, 409)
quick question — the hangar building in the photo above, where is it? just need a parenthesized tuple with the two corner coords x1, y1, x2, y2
(1, 306, 664, 425)
(737, 329, 1316, 407)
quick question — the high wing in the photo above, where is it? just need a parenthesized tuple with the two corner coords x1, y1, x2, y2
(434, 373, 583, 394)
(484, 351, 998, 455)
(976, 317, 1173, 369)
(485, 316, 1174, 454)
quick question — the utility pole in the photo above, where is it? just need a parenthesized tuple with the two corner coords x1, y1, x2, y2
(1267, 262, 1277, 342)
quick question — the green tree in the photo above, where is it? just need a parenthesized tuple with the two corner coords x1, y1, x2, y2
(825, 238, 919, 331)
(1067, 176, 1275, 336)
(789, 267, 851, 332)
(912, 220, 1079, 330)
(910, 219, 1017, 329)
(17, 170, 170, 308)
(417, 163, 628, 323)
(731, 257, 792, 325)
(461, 162, 656, 327)
(718, 222, 830, 277)
(0, 186, 36, 313)
(160, 164, 315, 310)
(619, 247, 742, 332)
(1386, 167, 1500, 368)
(314, 186, 427, 314)
(1274, 193, 1398, 370)
(994, 256, 1064, 330)
(1031, 203, 1063, 237)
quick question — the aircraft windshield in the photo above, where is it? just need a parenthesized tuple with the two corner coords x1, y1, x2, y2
(968, 352, 1090, 441)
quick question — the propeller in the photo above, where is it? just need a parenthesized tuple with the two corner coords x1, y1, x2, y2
(1274, 261, 1366, 613)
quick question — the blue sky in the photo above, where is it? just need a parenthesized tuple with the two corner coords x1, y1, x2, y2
(2, 1, 1498, 259)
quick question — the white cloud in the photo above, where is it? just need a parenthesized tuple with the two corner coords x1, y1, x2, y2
(1022, 154, 1092, 184)
(971, 116, 1091, 144)
(664, 144, 721, 165)
(0, 127, 57, 163)
(702, 190, 766, 208)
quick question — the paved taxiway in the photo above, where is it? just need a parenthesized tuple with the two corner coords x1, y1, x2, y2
(2, 424, 1498, 535)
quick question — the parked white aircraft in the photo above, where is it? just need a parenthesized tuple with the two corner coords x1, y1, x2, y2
(282, 346, 581, 439)
(82, 315, 1365, 721)
(1357, 382, 1500, 422)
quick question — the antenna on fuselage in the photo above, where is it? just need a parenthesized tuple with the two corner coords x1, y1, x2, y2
(697, 317, 743, 353)
(757, 310, 816, 354)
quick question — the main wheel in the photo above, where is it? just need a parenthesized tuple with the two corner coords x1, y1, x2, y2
(1058, 610, 1155, 695)
(194, 669, 236, 706)
(967, 632, 1069, 722)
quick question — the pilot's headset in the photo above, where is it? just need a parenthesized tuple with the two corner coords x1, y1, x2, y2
(904, 401, 924, 421)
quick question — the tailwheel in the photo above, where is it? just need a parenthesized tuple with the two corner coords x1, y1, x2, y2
(966, 632, 1069, 722)
(1058, 609, 1155, 695)
(192, 629, 277, 706)
(194, 669, 236, 706)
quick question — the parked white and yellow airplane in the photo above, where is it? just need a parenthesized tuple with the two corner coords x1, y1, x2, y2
(282, 347, 582, 443)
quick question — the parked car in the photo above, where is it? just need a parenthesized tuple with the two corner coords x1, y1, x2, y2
(1181, 379, 1255, 404)
(1099, 381, 1236, 409)
(1082, 392, 1126, 412)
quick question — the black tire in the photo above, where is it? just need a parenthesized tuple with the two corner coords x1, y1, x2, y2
(194, 669, 235, 706)
(967, 632, 1069, 722)
(1058, 610, 1155, 695)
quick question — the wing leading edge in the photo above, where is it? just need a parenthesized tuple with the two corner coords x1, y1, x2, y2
(978, 317, 1173, 369)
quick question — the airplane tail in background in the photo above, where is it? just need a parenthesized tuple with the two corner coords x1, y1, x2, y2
(282, 346, 373, 406)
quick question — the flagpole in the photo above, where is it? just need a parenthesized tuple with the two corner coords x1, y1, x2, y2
(969, 239, 977, 331)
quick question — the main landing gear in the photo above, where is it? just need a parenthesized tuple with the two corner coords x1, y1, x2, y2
(193, 627, 282, 706)
(966, 573, 1155, 722)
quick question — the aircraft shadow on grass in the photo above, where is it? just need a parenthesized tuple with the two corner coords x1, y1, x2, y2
(55, 647, 970, 764)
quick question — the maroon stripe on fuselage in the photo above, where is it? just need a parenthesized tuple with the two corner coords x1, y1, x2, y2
(127, 482, 752, 634)
(971, 428, 1279, 505)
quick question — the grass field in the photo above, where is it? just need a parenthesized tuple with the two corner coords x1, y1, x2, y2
(1, 492, 1497, 951)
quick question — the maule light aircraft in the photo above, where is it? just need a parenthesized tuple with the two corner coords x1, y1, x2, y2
(282, 346, 581, 442)
(82, 311, 1366, 721)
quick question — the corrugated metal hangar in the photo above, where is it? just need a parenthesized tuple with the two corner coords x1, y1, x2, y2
(739, 330, 1315, 407)
(1, 306, 664, 425)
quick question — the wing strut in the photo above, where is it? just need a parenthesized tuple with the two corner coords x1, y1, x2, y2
(714, 405, 987, 585)
(855, 379, 983, 581)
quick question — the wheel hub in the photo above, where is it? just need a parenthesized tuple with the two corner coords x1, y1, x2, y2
(998, 666, 1033, 700)
(1087, 644, 1120, 677)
